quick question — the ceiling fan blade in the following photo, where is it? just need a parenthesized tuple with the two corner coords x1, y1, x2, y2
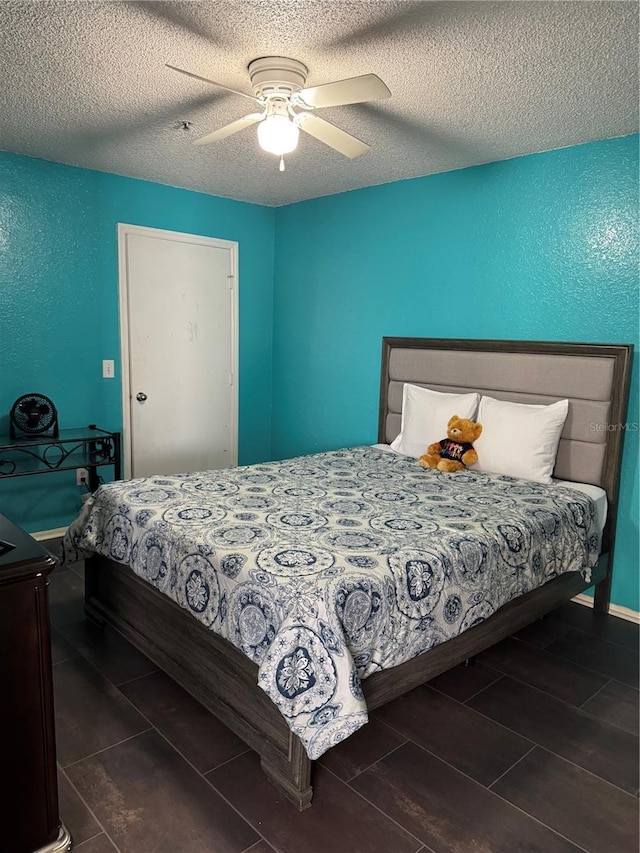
(166, 64, 261, 104)
(294, 74, 390, 109)
(194, 113, 264, 146)
(296, 113, 370, 158)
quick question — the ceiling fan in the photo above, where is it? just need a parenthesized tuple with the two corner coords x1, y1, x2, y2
(166, 57, 391, 170)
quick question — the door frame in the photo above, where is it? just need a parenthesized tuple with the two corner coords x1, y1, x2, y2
(117, 223, 239, 479)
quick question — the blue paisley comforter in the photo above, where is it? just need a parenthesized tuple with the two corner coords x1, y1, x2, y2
(62, 446, 600, 758)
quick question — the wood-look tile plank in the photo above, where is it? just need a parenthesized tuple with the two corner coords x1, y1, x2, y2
(54, 657, 149, 766)
(70, 560, 86, 579)
(58, 618, 157, 686)
(120, 670, 247, 773)
(550, 602, 639, 651)
(477, 636, 608, 705)
(74, 834, 118, 852)
(318, 717, 406, 781)
(48, 567, 85, 627)
(351, 742, 582, 853)
(67, 730, 258, 853)
(427, 660, 502, 702)
(468, 676, 639, 793)
(375, 684, 532, 786)
(492, 747, 639, 853)
(243, 841, 278, 853)
(51, 626, 79, 665)
(547, 629, 639, 687)
(207, 751, 421, 853)
(513, 616, 573, 649)
(58, 770, 101, 846)
(581, 679, 639, 735)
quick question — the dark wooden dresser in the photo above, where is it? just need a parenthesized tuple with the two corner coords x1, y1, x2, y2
(0, 513, 71, 852)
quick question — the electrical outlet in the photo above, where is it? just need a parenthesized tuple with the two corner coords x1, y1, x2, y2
(76, 468, 89, 486)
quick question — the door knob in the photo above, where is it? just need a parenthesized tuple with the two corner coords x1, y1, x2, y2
(136, 392, 148, 402)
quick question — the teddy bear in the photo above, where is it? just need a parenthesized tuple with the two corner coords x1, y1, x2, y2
(419, 415, 483, 473)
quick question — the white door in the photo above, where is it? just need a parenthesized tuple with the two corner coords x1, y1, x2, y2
(118, 224, 238, 479)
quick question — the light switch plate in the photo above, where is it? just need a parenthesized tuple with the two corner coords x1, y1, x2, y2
(102, 360, 115, 379)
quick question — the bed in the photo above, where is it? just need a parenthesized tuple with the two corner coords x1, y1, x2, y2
(63, 338, 632, 810)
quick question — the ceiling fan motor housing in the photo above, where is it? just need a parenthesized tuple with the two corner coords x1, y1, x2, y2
(248, 57, 308, 100)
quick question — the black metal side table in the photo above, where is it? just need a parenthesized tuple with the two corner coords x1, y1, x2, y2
(0, 425, 121, 491)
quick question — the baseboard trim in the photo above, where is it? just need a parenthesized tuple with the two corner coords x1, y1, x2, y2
(572, 593, 640, 625)
(32, 526, 68, 542)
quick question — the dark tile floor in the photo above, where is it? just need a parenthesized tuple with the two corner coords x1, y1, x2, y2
(48, 556, 639, 853)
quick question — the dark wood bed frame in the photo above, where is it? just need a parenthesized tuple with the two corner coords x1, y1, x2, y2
(84, 338, 632, 810)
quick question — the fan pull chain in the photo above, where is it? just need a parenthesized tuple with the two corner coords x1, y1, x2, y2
(279, 156, 285, 172)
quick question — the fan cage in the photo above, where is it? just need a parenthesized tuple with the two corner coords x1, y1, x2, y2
(10, 394, 59, 439)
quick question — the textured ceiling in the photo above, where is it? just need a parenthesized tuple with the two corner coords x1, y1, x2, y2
(0, 1, 637, 206)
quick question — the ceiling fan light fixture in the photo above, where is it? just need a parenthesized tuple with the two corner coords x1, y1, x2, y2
(168, 58, 390, 162)
(257, 114, 299, 156)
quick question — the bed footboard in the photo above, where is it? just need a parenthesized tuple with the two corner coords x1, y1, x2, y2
(85, 553, 605, 810)
(85, 555, 313, 810)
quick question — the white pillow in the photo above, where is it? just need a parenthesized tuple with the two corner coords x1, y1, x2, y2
(474, 396, 569, 484)
(390, 384, 480, 458)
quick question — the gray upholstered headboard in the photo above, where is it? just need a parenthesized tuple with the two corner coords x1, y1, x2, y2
(378, 339, 632, 547)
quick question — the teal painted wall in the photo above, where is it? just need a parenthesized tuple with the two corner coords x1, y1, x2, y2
(1, 137, 637, 610)
(0, 152, 275, 531)
(273, 135, 639, 611)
